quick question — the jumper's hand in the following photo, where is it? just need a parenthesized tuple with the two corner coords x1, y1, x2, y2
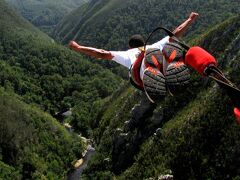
(189, 12, 199, 21)
(69, 41, 80, 50)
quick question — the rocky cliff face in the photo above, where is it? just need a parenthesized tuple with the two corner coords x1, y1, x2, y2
(112, 95, 159, 174)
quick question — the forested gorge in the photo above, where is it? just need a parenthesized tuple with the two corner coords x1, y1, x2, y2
(0, 0, 122, 178)
(1, 0, 240, 179)
(0, 89, 84, 179)
(0, 18, 122, 136)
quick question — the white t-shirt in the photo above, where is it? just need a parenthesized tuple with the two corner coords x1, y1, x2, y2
(110, 36, 170, 80)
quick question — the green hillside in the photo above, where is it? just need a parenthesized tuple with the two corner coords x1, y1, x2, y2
(2, 0, 240, 178)
(0, 0, 45, 35)
(81, 16, 240, 179)
(53, 0, 123, 44)
(5, 0, 89, 34)
(0, 0, 122, 136)
(0, 1, 123, 178)
(0, 88, 83, 179)
(53, 0, 240, 50)
(0, 0, 107, 178)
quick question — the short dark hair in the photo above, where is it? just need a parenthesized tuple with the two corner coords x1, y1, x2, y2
(128, 34, 145, 48)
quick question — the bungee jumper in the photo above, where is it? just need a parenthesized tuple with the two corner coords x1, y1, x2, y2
(69, 12, 198, 97)
(68, 12, 240, 123)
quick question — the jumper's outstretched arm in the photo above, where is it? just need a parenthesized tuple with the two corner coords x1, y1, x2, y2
(172, 12, 199, 38)
(68, 41, 113, 60)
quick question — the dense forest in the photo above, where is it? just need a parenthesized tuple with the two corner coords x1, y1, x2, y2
(0, 0, 121, 178)
(5, 0, 89, 34)
(0, 0, 122, 136)
(54, 0, 240, 49)
(0, 88, 84, 179)
(2, 0, 240, 179)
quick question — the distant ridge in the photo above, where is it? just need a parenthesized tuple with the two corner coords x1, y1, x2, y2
(53, 0, 240, 50)
(5, 0, 90, 33)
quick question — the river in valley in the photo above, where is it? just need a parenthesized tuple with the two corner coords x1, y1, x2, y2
(67, 145, 95, 180)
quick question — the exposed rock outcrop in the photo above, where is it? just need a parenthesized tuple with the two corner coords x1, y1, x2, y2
(112, 94, 163, 174)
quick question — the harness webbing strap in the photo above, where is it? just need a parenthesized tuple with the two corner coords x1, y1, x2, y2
(144, 27, 190, 51)
(130, 50, 145, 89)
(207, 66, 240, 109)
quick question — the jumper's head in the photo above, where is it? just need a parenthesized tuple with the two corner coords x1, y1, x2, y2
(128, 34, 145, 48)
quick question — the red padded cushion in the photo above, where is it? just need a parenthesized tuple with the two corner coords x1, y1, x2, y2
(185, 46, 217, 75)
